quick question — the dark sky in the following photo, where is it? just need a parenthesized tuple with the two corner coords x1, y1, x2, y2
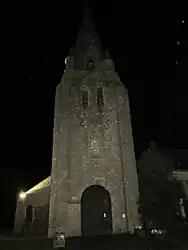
(0, 1, 188, 231)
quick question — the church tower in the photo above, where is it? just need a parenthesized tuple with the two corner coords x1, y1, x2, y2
(48, 5, 139, 238)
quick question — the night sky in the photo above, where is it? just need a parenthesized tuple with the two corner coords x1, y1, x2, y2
(1, 1, 188, 231)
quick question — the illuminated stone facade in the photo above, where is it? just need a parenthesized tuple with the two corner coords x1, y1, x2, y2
(48, 8, 139, 238)
(13, 7, 140, 238)
(14, 177, 50, 236)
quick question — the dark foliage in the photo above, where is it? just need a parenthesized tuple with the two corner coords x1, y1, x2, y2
(137, 144, 187, 232)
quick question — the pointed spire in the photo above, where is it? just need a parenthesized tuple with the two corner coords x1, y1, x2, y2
(103, 47, 114, 72)
(83, 0, 91, 22)
(69, 47, 73, 56)
(72, 0, 103, 69)
(81, 0, 96, 33)
(75, 1, 98, 45)
(65, 47, 75, 69)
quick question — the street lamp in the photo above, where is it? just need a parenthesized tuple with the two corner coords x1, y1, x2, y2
(19, 191, 26, 200)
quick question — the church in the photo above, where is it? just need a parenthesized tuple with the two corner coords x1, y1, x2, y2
(14, 5, 140, 238)
(13, 3, 188, 239)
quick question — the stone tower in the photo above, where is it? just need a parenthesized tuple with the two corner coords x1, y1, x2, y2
(48, 5, 139, 238)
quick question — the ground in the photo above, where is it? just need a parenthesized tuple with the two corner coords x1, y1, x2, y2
(1, 233, 188, 250)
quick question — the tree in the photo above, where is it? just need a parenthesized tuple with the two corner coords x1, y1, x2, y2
(137, 142, 186, 233)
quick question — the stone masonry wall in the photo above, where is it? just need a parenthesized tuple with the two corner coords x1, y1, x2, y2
(48, 67, 139, 237)
(14, 186, 50, 236)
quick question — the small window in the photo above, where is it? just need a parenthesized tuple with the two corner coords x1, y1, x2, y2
(82, 89, 88, 109)
(25, 205, 33, 223)
(68, 83, 72, 97)
(87, 60, 95, 70)
(97, 88, 104, 111)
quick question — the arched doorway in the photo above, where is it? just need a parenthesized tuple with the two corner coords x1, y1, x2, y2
(81, 185, 112, 236)
(23, 205, 33, 233)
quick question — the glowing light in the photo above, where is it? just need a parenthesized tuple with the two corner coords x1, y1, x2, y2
(103, 213, 107, 218)
(60, 234, 65, 240)
(181, 20, 185, 23)
(122, 213, 126, 218)
(19, 191, 26, 200)
(135, 225, 143, 230)
(176, 41, 180, 45)
(176, 61, 179, 64)
(151, 229, 163, 235)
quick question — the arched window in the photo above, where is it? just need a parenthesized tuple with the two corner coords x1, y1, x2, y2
(97, 87, 104, 112)
(25, 205, 33, 223)
(82, 89, 88, 109)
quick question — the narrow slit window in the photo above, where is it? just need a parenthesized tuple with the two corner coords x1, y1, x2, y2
(25, 205, 33, 223)
(68, 83, 72, 97)
(82, 90, 88, 109)
(97, 88, 104, 111)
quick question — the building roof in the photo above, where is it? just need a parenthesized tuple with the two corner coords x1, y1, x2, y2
(72, 2, 103, 70)
(148, 143, 188, 170)
(25, 176, 51, 195)
(173, 170, 188, 181)
(173, 149, 188, 170)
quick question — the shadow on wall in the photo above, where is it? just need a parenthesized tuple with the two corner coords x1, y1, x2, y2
(21, 204, 49, 236)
